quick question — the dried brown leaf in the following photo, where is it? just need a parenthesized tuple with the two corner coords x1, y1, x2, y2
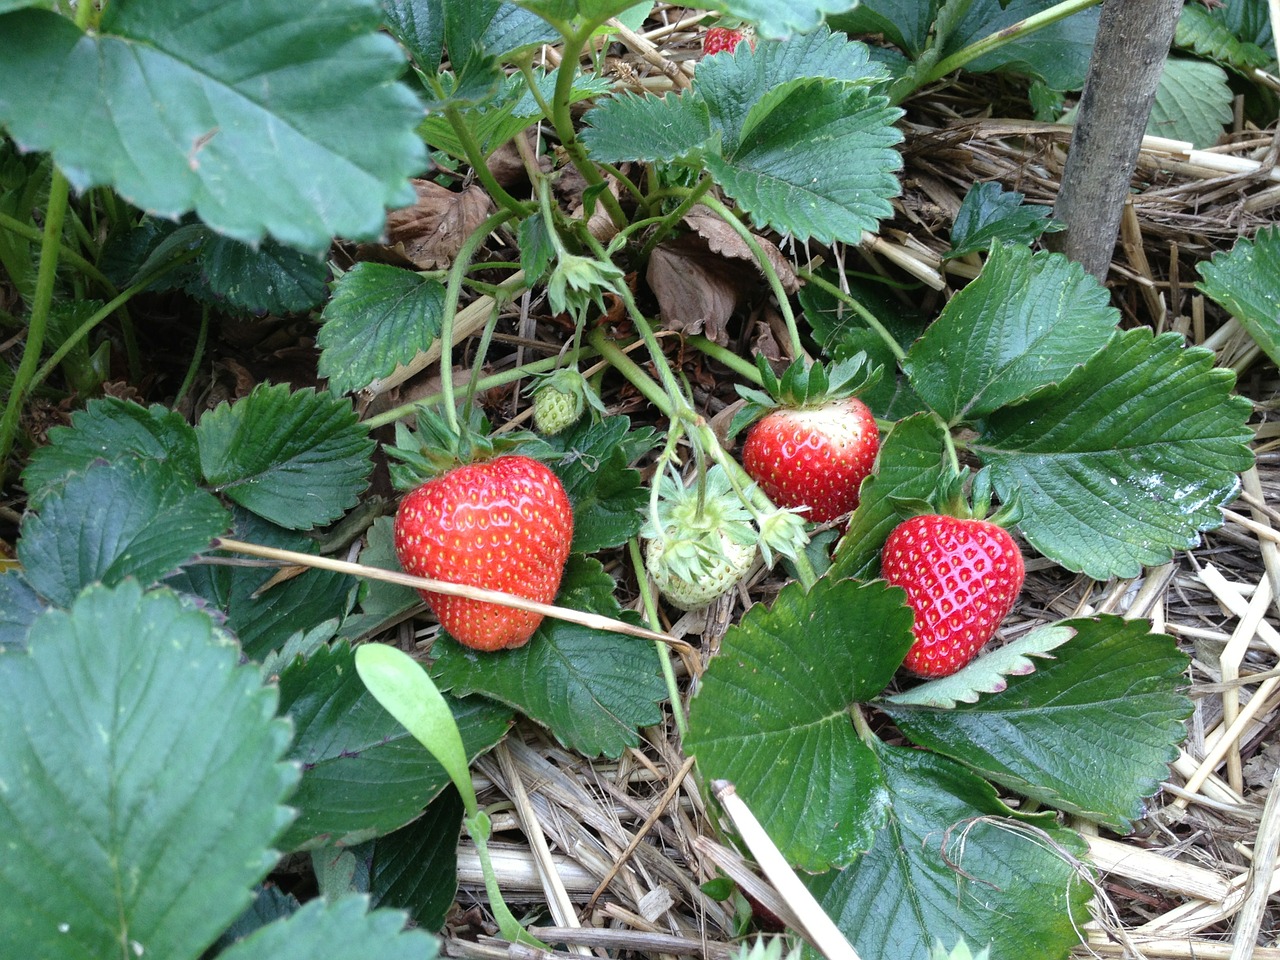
(646, 234, 742, 343)
(684, 205, 799, 293)
(379, 179, 495, 270)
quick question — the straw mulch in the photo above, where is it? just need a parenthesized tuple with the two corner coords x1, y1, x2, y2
(403, 14, 1280, 960)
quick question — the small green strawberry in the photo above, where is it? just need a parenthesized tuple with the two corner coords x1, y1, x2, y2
(530, 368, 604, 436)
(394, 454, 574, 651)
(642, 465, 758, 611)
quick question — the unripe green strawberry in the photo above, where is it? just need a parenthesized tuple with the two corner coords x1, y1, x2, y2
(393, 455, 574, 651)
(881, 514, 1025, 677)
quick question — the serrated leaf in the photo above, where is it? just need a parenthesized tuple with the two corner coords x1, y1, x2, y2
(197, 383, 374, 530)
(885, 624, 1076, 708)
(278, 642, 511, 850)
(430, 557, 666, 758)
(975, 328, 1254, 579)
(22, 396, 201, 508)
(537, 415, 655, 553)
(947, 0, 1099, 90)
(1197, 225, 1280, 368)
(686, 578, 914, 870)
(580, 89, 712, 164)
(1148, 58, 1233, 148)
(904, 245, 1118, 423)
(807, 744, 1091, 960)
(168, 511, 353, 661)
(883, 617, 1192, 831)
(720, 0, 861, 39)
(212, 886, 302, 953)
(318, 263, 446, 394)
(0, 581, 297, 960)
(371, 788, 464, 931)
(0, 570, 45, 648)
(704, 80, 902, 244)
(946, 181, 1063, 259)
(0, 3, 423, 255)
(200, 235, 329, 315)
(830, 414, 949, 581)
(17, 458, 230, 608)
(214, 895, 436, 960)
(828, 1, 939, 58)
(1176, 2, 1274, 73)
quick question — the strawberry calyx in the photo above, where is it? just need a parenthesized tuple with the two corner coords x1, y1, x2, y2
(387, 403, 538, 490)
(889, 466, 1023, 530)
(728, 353, 881, 440)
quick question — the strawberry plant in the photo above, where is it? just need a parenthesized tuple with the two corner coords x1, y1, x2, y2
(0, 0, 1265, 958)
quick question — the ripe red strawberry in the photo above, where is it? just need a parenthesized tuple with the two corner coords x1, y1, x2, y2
(741, 396, 879, 524)
(703, 25, 747, 55)
(881, 514, 1026, 678)
(393, 455, 574, 651)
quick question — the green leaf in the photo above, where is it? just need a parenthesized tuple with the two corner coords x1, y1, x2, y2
(686, 578, 914, 871)
(828, 0, 939, 58)
(807, 744, 1091, 960)
(17, 458, 230, 608)
(431, 557, 667, 758)
(1197, 224, 1280, 368)
(975, 329, 1255, 579)
(830, 414, 949, 581)
(541, 415, 655, 553)
(200, 235, 329, 315)
(1176, 2, 1274, 73)
(946, 181, 1063, 259)
(213, 887, 302, 952)
(1148, 58, 1233, 148)
(0, 3, 423, 255)
(883, 617, 1192, 832)
(371, 788, 465, 932)
(580, 89, 712, 164)
(318, 263, 447, 394)
(21, 396, 201, 508)
(884, 623, 1076, 709)
(704, 79, 903, 244)
(0, 581, 297, 960)
(720, 0, 861, 39)
(341, 515, 421, 640)
(197, 383, 375, 530)
(214, 895, 437, 960)
(168, 511, 354, 661)
(904, 245, 1118, 423)
(278, 641, 511, 850)
(947, 0, 1099, 91)
(0, 570, 45, 648)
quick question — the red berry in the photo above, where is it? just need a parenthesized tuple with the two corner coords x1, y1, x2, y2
(741, 397, 879, 524)
(881, 514, 1026, 678)
(703, 26, 747, 55)
(393, 455, 574, 651)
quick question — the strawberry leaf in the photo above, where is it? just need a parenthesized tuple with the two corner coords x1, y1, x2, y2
(884, 624, 1076, 709)
(1176, 2, 1274, 73)
(200, 235, 329, 315)
(945, 182, 1063, 259)
(830, 413, 949, 581)
(719, 0, 863, 40)
(197, 383, 375, 531)
(0, 571, 44, 648)
(686, 578, 914, 871)
(212, 895, 436, 960)
(17, 458, 230, 608)
(430, 557, 667, 759)
(0, 1, 423, 255)
(904, 246, 1118, 423)
(945, 0, 1099, 90)
(277, 641, 511, 851)
(975, 329, 1254, 579)
(169, 511, 354, 661)
(578, 89, 712, 165)
(0, 581, 297, 960)
(318, 263, 447, 395)
(340, 516, 421, 641)
(21, 396, 201, 508)
(882, 616, 1192, 832)
(370, 788, 464, 932)
(1197, 225, 1280, 368)
(807, 744, 1091, 960)
(1147, 58, 1233, 149)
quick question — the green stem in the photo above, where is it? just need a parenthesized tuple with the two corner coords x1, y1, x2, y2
(685, 335, 763, 383)
(637, 178, 715, 261)
(465, 810, 548, 948)
(913, 0, 1104, 94)
(0, 210, 116, 292)
(173, 305, 210, 409)
(940, 415, 961, 473)
(0, 168, 72, 485)
(587, 328, 677, 418)
(629, 537, 688, 737)
(436, 209, 518, 434)
(799, 268, 908, 364)
(697, 194, 805, 360)
(441, 101, 533, 217)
